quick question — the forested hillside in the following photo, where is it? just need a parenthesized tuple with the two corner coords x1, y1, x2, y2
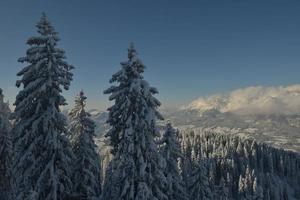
(179, 130, 300, 200)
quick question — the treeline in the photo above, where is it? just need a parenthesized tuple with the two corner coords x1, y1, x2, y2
(179, 130, 300, 200)
(0, 13, 299, 200)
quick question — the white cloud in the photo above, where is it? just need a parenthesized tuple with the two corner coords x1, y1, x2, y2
(183, 84, 300, 115)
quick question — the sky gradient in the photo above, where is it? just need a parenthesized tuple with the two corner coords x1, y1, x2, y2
(0, 0, 299, 110)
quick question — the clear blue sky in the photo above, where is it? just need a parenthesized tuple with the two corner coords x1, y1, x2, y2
(0, 0, 299, 110)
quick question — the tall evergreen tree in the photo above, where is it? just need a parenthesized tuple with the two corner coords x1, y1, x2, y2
(68, 91, 102, 199)
(218, 177, 229, 200)
(180, 134, 193, 188)
(0, 89, 14, 200)
(12, 13, 75, 200)
(252, 177, 263, 200)
(159, 123, 188, 200)
(102, 43, 168, 200)
(187, 160, 213, 200)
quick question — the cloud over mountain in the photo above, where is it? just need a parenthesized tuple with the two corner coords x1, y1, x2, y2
(183, 84, 300, 115)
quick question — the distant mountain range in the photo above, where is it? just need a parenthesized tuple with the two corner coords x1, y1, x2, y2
(86, 85, 300, 153)
(163, 109, 300, 152)
(182, 84, 300, 115)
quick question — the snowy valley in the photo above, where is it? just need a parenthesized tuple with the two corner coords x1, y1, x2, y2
(90, 85, 300, 153)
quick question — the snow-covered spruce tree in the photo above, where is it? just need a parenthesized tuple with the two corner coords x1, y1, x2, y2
(102, 43, 167, 200)
(217, 177, 229, 200)
(0, 89, 14, 200)
(102, 161, 114, 199)
(252, 177, 263, 200)
(159, 123, 188, 200)
(187, 160, 213, 200)
(180, 134, 193, 189)
(12, 13, 75, 200)
(68, 91, 102, 199)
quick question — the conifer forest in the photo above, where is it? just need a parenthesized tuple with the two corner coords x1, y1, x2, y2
(0, 6, 300, 200)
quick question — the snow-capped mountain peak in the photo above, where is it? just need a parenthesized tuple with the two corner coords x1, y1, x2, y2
(182, 85, 300, 115)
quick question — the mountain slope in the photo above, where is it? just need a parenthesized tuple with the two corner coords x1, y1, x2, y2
(173, 85, 300, 152)
(85, 85, 300, 152)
